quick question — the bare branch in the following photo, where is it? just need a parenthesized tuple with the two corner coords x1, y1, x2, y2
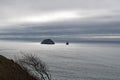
(16, 54, 51, 80)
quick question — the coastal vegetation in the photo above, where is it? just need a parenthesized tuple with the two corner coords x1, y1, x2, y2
(0, 54, 51, 80)
(0, 55, 37, 80)
(16, 54, 51, 80)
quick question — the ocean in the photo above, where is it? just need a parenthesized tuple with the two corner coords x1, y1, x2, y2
(0, 41, 120, 80)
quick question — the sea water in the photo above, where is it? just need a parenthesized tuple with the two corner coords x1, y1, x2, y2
(0, 41, 120, 80)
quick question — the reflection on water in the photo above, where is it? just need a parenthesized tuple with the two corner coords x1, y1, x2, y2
(0, 40, 120, 80)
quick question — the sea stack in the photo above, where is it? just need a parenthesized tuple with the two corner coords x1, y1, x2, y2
(66, 41, 69, 45)
(41, 39, 55, 44)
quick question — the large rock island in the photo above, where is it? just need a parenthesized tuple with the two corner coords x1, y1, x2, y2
(41, 39, 55, 44)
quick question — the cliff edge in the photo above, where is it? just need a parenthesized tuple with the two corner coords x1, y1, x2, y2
(0, 55, 37, 80)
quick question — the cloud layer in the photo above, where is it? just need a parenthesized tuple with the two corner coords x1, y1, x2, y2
(0, 0, 120, 42)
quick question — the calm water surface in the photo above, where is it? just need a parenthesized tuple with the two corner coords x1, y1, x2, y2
(0, 41, 120, 80)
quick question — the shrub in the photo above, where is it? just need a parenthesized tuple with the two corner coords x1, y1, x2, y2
(16, 54, 51, 80)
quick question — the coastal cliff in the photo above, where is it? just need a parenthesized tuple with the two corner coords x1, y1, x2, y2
(0, 55, 37, 80)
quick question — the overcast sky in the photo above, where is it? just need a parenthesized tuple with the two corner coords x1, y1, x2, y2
(0, 0, 120, 42)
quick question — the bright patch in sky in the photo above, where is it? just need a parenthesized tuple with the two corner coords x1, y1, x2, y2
(80, 35, 120, 39)
(16, 10, 110, 23)
(0, 10, 115, 28)
(12, 11, 80, 24)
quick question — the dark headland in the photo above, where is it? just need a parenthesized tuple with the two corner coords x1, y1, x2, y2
(0, 55, 37, 80)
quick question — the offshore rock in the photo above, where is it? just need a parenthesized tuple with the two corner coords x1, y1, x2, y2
(41, 39, 55, 44)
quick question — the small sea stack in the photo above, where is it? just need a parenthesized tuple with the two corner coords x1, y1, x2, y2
(41, 39, 55, 44)
(66, 41, 69, 45)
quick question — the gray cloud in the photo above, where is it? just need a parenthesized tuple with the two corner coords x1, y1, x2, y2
(0, 19, 120, 42)
(0, 0, 120, 42)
